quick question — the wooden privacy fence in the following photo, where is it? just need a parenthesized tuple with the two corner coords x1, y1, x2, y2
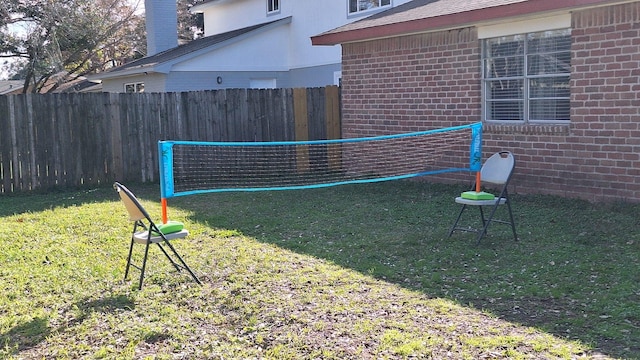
(0, 86, 341, 194)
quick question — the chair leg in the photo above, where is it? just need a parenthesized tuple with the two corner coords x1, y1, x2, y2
(155, 242, 182, 272)
(478, 206, 486, 228)
(448, 204, 467, 237)
(476, 203, 501, 245)
(162, 240, 202, 285)
(506, 200, 518, 241)
(124, 238, 135, 281)
(138, 242, 151, 290)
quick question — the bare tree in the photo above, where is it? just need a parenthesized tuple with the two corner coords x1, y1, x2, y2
(1, 0, 145, 93)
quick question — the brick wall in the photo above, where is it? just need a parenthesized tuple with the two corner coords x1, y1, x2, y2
(342, 28, 480, 138)
(340, 2, 640, 202)
(568, 2, 640, 200)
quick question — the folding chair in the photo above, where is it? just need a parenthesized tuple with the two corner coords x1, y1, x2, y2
(114, 182, 201, 289)
(448, 151, 517, 245)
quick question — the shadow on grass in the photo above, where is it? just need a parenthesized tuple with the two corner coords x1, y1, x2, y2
(0, 186, 119, 217)
(0, 294, 135, 357)
(7, 182, 637, 358)
(0, 317, 50, 354)
(169, 181, 640, 359)
(77, 294, 136, 316)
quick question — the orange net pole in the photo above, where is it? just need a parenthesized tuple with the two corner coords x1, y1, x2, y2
(161, 198, 168, 224)
(475, 171, 481, 193)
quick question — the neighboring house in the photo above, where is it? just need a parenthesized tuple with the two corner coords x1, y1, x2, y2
(94, 0, 412, 92)
(42, 75, 103, 93)
(53, 77, 103, 93)
(0, 76, 101, 94)
(312, 0, 640, 202)
(0, 80, 24, 95)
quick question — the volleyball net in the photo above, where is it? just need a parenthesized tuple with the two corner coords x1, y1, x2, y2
(158, 122, 482, 221)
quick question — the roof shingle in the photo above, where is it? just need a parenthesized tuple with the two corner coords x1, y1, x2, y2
(100, 17, 290, 76)
(312, 0, 619, 45)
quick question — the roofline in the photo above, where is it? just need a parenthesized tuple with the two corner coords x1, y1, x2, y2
(90, 17, 292, 81)
(311, 0, 628, 45)
(155, 16, 292, 73)
(190, 0, 237, 13)
(87, 64, 157, 81)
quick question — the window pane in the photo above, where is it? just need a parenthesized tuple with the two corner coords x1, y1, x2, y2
(530, 99, 570, 121)
(482, 28, 570, 124)
(268, 0, 279, 12)
(486, 78, 524, 121)
(527, 30, 571, 53)
(485, 56, 524, 78)
(529, 76, 570, 98)
(528, 52, 571, 75)
(486, 79, 524, 100)
(125, 84, 135, 93)
(349, 0, 389, 13)
(487, 101, 524, 121)
(136, 83, 145, 92)
(484, 35, 524, 58)
(349, 0, 357, 12)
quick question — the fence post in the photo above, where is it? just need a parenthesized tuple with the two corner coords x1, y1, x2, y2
(325, 85, 341, 170)
(293, 88, 310, 172)
(109, 93, 123, 181)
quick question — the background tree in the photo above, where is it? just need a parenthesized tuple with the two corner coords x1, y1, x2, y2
(178, 0, 205, 43)
(0, 0, 145, 93)
(1, 0, 205, 92)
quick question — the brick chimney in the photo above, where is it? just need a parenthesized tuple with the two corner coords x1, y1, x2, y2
(144, 0, 178, 55)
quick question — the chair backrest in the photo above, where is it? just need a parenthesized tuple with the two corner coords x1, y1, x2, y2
(114, 182, 152, 222)
(480, 151, 515, 185)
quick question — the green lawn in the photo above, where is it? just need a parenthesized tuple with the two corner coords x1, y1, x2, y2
(1, 181, 639, 359)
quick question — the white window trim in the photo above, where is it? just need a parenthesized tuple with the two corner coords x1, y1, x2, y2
(333, 71, 342, 86)
(481, 28, 571, 125)
(478, 13, 571, 39)
(124, 82, 145, 93)
(250, 78, 277, 89)
(347, 0, 392, 17)
(267, 0, 280, 15)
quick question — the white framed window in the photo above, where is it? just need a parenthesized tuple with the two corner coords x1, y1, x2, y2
(124, 82, 145, 93)
(267, 0, 280, 14)
(250, 78, 276, 89)
(482, 29, 571, 124)
(348, 0, 391, 15)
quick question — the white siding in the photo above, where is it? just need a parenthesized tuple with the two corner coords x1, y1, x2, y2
(102, 73, 167, 93)
(199, 0, 413, 74)
(172, 25, 291, 72)
(101, 0, 413, 91)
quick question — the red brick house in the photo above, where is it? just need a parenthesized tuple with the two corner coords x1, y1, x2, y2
(312, 0, 640, 202)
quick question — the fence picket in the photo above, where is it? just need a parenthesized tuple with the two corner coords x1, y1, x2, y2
(0, 86, 340, 194)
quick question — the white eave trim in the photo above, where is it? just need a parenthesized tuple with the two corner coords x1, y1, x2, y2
(87, 64, 159, 81)
(190, 0, 238, 13)
(477, 13, 571, 39)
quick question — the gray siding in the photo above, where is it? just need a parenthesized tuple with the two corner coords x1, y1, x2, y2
(145, 0, 178, 55)
(164, 71, 291, 91)
(289, 63, 341, 88)
(100, 63, 341, 92)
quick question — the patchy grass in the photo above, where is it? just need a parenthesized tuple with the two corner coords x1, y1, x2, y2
(0, 181, 638, 359)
